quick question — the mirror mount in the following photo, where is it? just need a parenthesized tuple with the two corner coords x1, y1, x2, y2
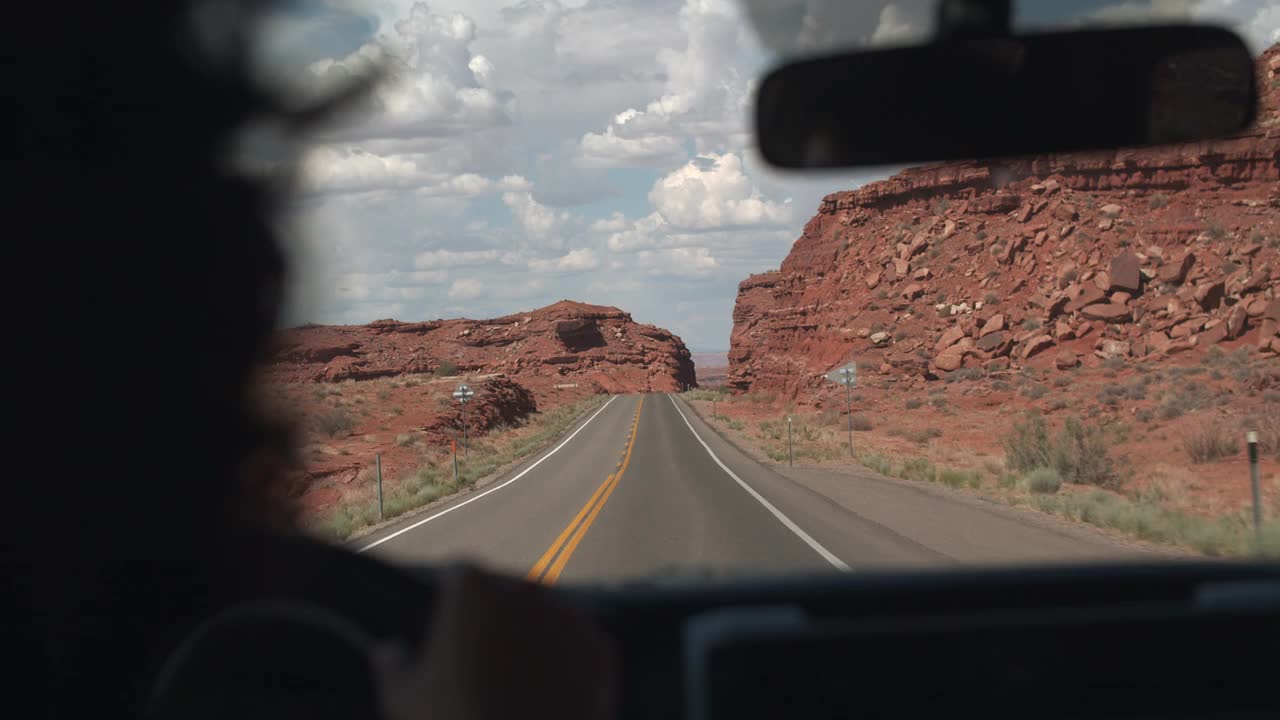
(936, 0, 1012, 39)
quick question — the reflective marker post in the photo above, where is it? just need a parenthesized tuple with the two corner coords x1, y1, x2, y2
(845, 378, 853, 458)
(375, 452, 384, 521)
(787, 416, 794, 468)
(451, 439, 459, 486)
(1248, 431, 1261, 546)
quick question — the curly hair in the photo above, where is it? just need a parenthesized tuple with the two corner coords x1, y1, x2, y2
(7, 3, 370, 716)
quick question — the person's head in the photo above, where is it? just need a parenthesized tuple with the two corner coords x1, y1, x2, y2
(10, 2, 366, 712)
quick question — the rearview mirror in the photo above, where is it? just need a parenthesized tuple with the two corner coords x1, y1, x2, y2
(756, 26, 1257, 169)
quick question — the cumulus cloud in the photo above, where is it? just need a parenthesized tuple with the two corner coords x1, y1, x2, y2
(528, 248, 600, 273)
(300, 145, 531, 196)
(502, 191, 570, 248)
(637, 247, 720, 277)
(649, 153, 792, 229)
(306, 2, 514, 139)
(413, 249, 501, 269)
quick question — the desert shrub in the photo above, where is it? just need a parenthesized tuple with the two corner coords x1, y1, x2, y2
(1048, 398, 1070, 411)
(435, 360, 458, 376)
(945, 367, 983, 383)
(1021, 318, 1042, 331)
(1022, 383, 1049, 400)
(890, 427, 942, 444)
(316, 408, 356, 437)
(1004, 414, 1121, 489)
(1136, 408, 1154, 423)
(899, 457, 937, 483)
(939, 468, 980, 489)
(727, 419, 745, 431)
(991, 380, 1012, 392)
(1156, 384, 1214, 420)
(931, 397, 948, 409)
(1026, 467, 1063, 494)
(1149, 193, 1169, 209)
(1182, 423, 1239, 463)
(850, 414, 874, 431)
(861, 454, 894, 476)
(377, 389, 391, 401)
(905, 398, 925, 410)
(1101, 356, 1125, 370)
(984, 291, 999, 305)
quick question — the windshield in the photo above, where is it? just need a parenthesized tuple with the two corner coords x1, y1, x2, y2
(251, 0, 1280, 585)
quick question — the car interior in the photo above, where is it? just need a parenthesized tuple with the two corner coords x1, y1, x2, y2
(65, 0, 1280, 718)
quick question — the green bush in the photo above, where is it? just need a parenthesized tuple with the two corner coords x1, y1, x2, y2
(727, 419, 745, 431)
(939, 468, 980, 489)
(316, 408, 356, 437)
(851, 414, 874, 431)
(435, 359, 458, 376)
(944, 368, 983, 383)
(899, 457, 937, 483)
(905, 398, 925, 410)
(1157, 384, 1214, 420)
(1003, 414, 1121, 489)
(1182, 423, 1239, 463)
(1026, 467, 1063, 494)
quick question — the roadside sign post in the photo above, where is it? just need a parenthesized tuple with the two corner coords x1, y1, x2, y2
(1248, 431, 1261, 545)
(713, 397, 717, 422)
(375, 452, 384, 521)
(453, 383, 475, 457)
(787, 416, 794, 468)
(824, 362, 858, 458)
(451, 439, 459, 485)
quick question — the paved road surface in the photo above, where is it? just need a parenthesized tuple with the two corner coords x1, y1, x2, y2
(360, 393, 1149, 584)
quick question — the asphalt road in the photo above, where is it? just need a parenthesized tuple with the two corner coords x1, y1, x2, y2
(360, 393, 1149, 584)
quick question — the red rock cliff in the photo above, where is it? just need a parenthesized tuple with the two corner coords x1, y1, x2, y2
(729, 45, 1280, 399)
(269, 300, 697, 397)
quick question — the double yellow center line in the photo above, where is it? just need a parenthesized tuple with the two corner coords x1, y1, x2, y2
(526, 395, 644, 585)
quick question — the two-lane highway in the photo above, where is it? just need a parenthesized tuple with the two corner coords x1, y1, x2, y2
(360, 393, 1149, 581)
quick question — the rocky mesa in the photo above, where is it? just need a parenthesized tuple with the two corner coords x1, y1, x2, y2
(269, 299, 696, 397)
(729, 45, 1280, 400)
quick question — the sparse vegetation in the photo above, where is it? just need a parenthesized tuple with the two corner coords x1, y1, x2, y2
(1021, 318, 1042, 331)
(316, 407, 356, 438)
(1205, 218, 1227, 240)
(1003, 413, 1122, 489)
(1182, 423, 1239, 463)
(983, 291, 999, 305)
(1025, 467, 1063, 494)
(435, 360, 458, 376)
(944, 368, 983, 383)
(727, 419, 745, 431)
(1148, 193, 1169, 209)
(1022, 383, 1049, 400)
(1156, 384, 1214, 420)
(850, 414, 874, 431)
(906, 398, 924, 410)
(889, 426, 943, 445)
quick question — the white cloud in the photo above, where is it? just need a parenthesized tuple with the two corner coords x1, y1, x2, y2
(502, 191, 569, 247)
(576, 127, 687, 168)
(448, 277, 485, 300)
(637, 247, 720, 277)
(300, 145, 531, 196)
(306, 2, 514, 140)
(589, 212, 630, 233)
(528, 248, 599, 272)
(413, 249, 501, 269)
(649, 152, 792, 229)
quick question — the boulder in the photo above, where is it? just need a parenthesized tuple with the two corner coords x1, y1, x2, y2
(980, 313, 1006, 337)
(1147, 331, 1172, 354)
(1110, 252, 1142, 292)
(935, 325, 968, 353)
(901, 283, 925, 300)
(894, 258, 910, 277)
(1225, 305, 1248, 340)
(870, 332, 891, 345)
(976, 330, 1011, 354)
(1170, 317, 1207, 338)
(1165, 336, 1198, 355)
(865, 272, 881, 289)
(934, 348, 966, 372)
(1022, 335, 1056, 360)
(1111, 291, 1132, 306)
(1097, 339, 1131, 358)
(1100, 203, 1124, 218)
(1079, 303, 1131, 323)
(1055, 350, 1079, 370)
(1046, 293, 1070, 320)
(1054, 320, 1076, 340)
(1158, 252, 1195, 284)
(1066, 286, 1108, 313)
(1194, 280, 1225, 311)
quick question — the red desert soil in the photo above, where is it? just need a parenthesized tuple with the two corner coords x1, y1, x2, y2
(723, 45, 1280, 520)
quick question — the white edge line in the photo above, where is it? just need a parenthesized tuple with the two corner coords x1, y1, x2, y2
(667, 394, 851, 572)
(357, 395, 619, 553)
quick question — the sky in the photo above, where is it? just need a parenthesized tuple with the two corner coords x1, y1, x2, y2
(255, 0, 1279, 350)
